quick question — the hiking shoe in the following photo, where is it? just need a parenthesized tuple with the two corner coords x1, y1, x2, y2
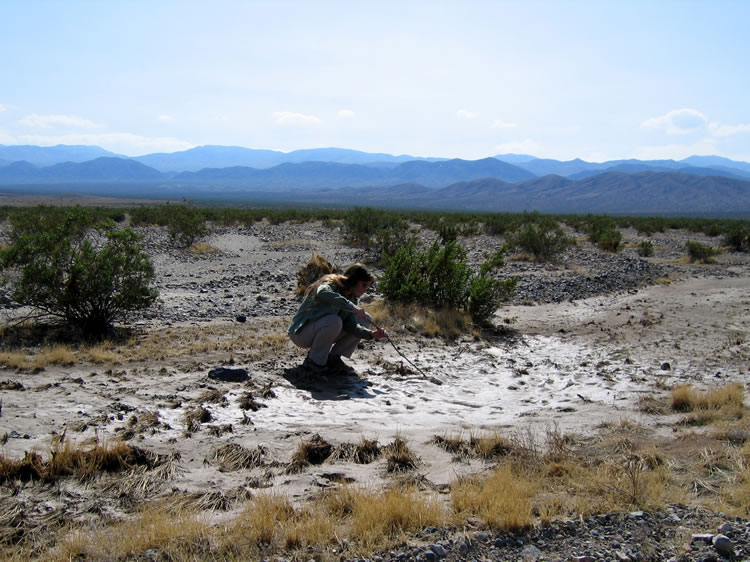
(326, 354, 349, 371)
(302, 357, 329, 377)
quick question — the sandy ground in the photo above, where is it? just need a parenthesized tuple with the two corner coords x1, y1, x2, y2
(2, 220, 750, 528)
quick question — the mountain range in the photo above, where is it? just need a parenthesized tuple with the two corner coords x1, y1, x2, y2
(1, 144, 750, 216)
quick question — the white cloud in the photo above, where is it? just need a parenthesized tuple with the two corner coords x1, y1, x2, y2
(710, 122, 750, 137)
(338, 109, 355, 119)
(456, 109, 478, 119)
(0, 104, 7, 113)
(641, 108, 708, 135)
(491, 119, 517, 129)
(495, 139, 541, 155)
(157, 114, 174, 122)
(273, 111, 322, 126)
(19, 113, 103, 129)
(18, 132, 195, 156)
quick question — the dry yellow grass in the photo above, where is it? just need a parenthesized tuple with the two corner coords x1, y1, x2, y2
(368, 301, 472, 339)
(0, 438, 151, 483)
(1, 320, 293, 374)
(188, 241, 217, 254)
(451, 463, 537, 531)
(432, 430, 512, 460)
(343, 486, 448, 550)
(51, 505, 210, 561)
(672, 383, 744, 424)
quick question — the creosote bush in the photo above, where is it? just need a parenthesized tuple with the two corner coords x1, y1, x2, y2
(686, 240, 722, 263)
(507, 217, 574, 262)
(638, 240, 655, 257)
(379, 239, 517, 325)
(342, 206, 414, 262)
(0, 206, 158, 337)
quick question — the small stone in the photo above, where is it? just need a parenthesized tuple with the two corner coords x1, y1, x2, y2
(712, 534, 734, 557)
(423, 550, 437, 562)
(430, 543, 446, 558)
(474, 531, 490, 542)
(717, 521, 733, 535)
(660, 362, 671, 370)
(691, 533, 714, 544)
(520, 544, 542, 560)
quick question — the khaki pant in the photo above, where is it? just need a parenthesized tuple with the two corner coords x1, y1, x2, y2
(289, 313, 371, 366)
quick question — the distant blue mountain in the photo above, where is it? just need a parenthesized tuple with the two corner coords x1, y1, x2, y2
(0, 144, 123, 166)
(570, 163, 750, 181)
(172, 157, 533, 189)
(3, 144, 750, 216)
(0, 157, 164, 183)
(135, 145, 438, 172)
(0, 156, 531, 188)
(495, 154, 750, 181)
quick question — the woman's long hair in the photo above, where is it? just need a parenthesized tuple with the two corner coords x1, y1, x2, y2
(305, 263, 375, 298)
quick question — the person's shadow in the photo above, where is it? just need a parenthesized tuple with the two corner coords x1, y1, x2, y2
(282, 365, 381, 401)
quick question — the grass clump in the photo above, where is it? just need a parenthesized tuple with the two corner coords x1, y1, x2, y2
(53, 504, 210, 561)
(332, 437, 382, 464)
(451, 463, 537, 531)
(671, 383, 744, 425)
(213, 443, 266, 472)
(432, 430, 512, 460)
(348, 486, 447, 549)
(183, 406, 212, 434)
(0, 439, 156, 484)
(384, 435, 419, 473)
(295, 253, 337, 296)
(288, 434, 334, 473)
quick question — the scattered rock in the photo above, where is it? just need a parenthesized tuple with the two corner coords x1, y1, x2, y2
(207, 367, 249, 382)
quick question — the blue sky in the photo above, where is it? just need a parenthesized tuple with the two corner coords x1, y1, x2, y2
(1, 0, 749, 162)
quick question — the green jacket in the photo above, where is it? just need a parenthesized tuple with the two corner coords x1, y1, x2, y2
(288, 282, 374, 340)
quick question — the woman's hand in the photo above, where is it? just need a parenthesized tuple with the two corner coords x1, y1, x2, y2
(373, 328, 388, 340)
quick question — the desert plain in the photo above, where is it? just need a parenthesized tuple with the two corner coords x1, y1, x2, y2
(1, 206, 750, 560)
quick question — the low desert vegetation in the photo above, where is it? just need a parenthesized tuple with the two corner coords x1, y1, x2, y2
(637, 239, 655, 257)
(378, 239, 518, 325)
(505, 215, 574, 261)
(0, 438, 158, 484)
(686, 240, 723, 263)
(3, 383, 750, 560)
(0, 206, 158, 337)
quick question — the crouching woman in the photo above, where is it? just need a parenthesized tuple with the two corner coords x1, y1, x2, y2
(288, 264, 387, 373)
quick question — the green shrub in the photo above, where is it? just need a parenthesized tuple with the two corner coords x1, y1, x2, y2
(507, 219, 573, 261)
(723, 226, 750, 252)
(637, 240, 655, 257)
(686, 241, 722, 263)
(343, 207, 413, 262)
(595, 228, 623, 252)
(0, 207, 158, 336)
(379, 240, 517, 325)
(165, 204, 208, 248)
